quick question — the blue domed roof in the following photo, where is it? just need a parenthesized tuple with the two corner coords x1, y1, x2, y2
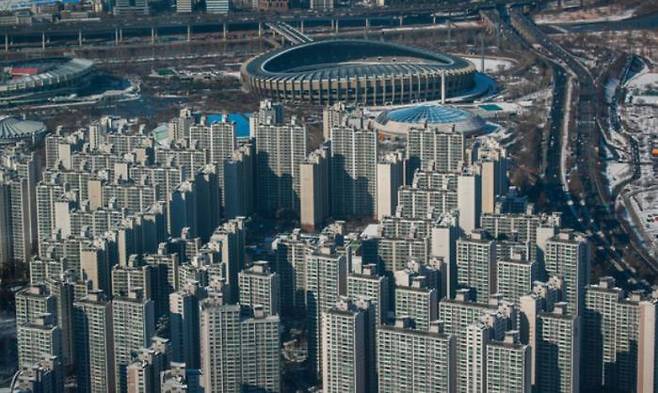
(386, 104, 473, 124)
(374, 104, 486, 136)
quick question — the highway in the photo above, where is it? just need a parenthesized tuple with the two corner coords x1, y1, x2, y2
(3, 1, 652, 53)
(0, 3, 484, 34)
(0, 0, 539, 51)
(0, 10, 474, 51)
(499, 6, 658, 286)
(1, 0, 541, 33)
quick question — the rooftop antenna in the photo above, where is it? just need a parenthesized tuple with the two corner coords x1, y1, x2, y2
(441, 70, 446, 104)
(480, 32, 485, 73)
(496, 22, 501, 51)
(447, 20, 452, 44)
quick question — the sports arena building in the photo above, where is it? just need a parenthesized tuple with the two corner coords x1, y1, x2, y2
(241, 39, 477, 105)
(0, 116, 47, 145)
(373, 104, 487, 137)
(0, 57, 94, 106)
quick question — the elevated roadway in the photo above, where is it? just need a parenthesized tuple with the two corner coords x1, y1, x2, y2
(266, 21, 313, 45)
(0, 0, 540, 52)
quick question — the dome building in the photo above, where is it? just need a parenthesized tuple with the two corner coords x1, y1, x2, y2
(0, 116, 47, 145)
(0, 57, 94, 106)
(373, 104, 486, 137)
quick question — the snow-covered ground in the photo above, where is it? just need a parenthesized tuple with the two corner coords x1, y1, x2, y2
(619, 105, 657, 189)
(605, 162, 632, 192)
(475, 124, 513, 148)
(632, 96, 658, 105)
(627, 72, 658, 90)
(224, 71, 241, 79)
(516, 87, 552, 102)
(560, 79, 573, 193)
(461, 56, 515, 74)
(607, 126, 630, 154)
(380, 21, 481, 33)
(625, 67, 658, 107)
(616, 66, 658, 253)
(604, 78, 619, 104)
(622, 106, 658, 166)
(624, 65, 658, 106)
(535, 6, 636, 25)
(627, 187, 658, 252)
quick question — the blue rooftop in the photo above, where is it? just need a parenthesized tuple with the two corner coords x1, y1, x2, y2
(386, 105, 473, 124)
(207, 113, 251, 138)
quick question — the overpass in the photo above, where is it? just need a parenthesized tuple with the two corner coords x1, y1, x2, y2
(266, 21, 313, 45)
(0, 0, 541, 52)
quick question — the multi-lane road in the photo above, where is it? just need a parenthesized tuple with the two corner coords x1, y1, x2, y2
(3, 1, 656, 53)
(0, 0, 545, 51)
(501, 6, 658, 286)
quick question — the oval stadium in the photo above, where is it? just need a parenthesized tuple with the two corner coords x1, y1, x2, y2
(0, 116, 47, 145)
(0, 57, 94, 106)
(241, 39, 477, 106)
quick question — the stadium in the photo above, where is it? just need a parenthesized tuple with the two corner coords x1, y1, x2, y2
(0, 116, 47, 145)
(0, 57, 94, 106)
(241, 39, 477, 106)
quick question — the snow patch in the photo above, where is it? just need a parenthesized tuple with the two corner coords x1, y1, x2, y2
(605, 162, 632, 193)
(535, 6, 637, 24)
(461, 56, 515, 74)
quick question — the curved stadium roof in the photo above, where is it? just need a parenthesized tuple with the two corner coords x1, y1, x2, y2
(0, 58, 94, 94)
(0, 116, 47, 143)
(244, 39, 474, 82)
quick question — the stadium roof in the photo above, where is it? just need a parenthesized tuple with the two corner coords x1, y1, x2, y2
(0, 58, 93, 93)
(0, 116, 47, 142)
(244, 39, 474, 82)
